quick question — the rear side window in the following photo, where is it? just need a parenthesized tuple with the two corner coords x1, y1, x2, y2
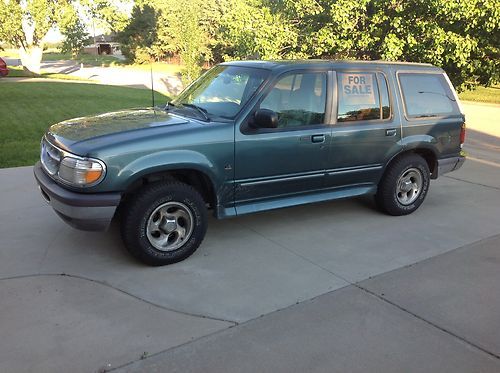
(337, 72, 391, 122)
(398, 73, 459, 118)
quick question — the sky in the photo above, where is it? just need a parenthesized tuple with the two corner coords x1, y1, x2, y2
(45, 29, 64, 43)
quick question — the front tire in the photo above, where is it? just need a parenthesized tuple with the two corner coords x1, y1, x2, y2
(121, 181, 208, 266)
(376, 154, 430, 216)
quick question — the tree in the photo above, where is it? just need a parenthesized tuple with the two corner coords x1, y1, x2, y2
(0, 0, 130, 74)
(287, 0, 499, 90)
(0, 0, 60, 74)
(362, 0, 500, 90)
(116, 4, 157, 63)
(219, 0, 298, 60)
(60, 5, 90, 57)
(79, 0, 130, 34)
(147, 0, 221, 84)
(114, 0, 498, 89)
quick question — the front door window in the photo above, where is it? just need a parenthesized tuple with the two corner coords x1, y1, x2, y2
(259, 72, 327, 128)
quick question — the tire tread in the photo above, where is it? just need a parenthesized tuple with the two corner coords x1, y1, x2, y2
(376, 154, 430, 216)
(121, 181, 207, 266)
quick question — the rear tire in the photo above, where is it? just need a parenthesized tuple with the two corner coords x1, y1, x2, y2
(376, 154, 430, 216)
(121, 181, 207, 266)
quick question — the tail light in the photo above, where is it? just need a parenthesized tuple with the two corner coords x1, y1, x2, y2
(460, 123, 466, 148)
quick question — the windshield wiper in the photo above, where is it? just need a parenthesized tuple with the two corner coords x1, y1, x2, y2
(165, 101, 176, 111)
(181, 103, 210, 121)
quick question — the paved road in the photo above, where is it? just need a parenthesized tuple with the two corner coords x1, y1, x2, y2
(0, 104, 499, 372)
(1, 58, 183, 95)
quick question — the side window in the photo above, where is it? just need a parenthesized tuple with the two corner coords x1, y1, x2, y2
(337, 72, 389, 122)
(260, 72, 327, 128)
(399, 73, 458, 118)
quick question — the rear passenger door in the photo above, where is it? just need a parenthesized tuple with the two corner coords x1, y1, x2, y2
(325, 70, 402, 188)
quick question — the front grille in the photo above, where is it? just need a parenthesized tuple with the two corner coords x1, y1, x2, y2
(40, 138, 61, 176)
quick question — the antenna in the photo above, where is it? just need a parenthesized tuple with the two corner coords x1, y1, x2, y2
(150, 63, 155, 108)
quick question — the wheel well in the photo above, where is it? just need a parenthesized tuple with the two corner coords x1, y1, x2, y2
(123, 169, 217, 208)
(390, 149, 437, 178)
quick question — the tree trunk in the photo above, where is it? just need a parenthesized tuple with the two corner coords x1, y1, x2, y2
(19, 46, 43, 75)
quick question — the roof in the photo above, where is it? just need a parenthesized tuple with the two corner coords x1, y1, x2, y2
(221, 59, 440, 72)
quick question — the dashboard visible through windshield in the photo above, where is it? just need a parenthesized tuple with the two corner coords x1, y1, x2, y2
(170, 65, 270, 121)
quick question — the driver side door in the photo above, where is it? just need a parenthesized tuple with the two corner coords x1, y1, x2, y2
(234, 70, 333, 214)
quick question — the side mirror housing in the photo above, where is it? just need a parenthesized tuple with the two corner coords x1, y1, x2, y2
(253, 109, 278, 129)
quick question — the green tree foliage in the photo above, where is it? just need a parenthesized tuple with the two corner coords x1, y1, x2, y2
(59, 5, 90, 57)
(79, 0, 130, 34)
(218, 0, 295, 60)
(151, 0, 220, 84)
(0, 0, 60, 73)
(0, 0, 129, 74)
(225, 0, 499, 90)
(66, 0, 499, 89)
(126, 0, 224, 83)
(363, 0, 500, 89)
(116, 4, 157, 63)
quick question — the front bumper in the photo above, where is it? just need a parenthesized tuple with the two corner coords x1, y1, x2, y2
(436, 154, 466, 178)
(33, 162, 121, 231)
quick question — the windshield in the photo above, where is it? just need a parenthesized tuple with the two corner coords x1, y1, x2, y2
(171, 65, 269, 120)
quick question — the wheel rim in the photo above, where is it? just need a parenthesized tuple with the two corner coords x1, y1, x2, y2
(146, 201, 194, 252)
(396, 167, 423, 205)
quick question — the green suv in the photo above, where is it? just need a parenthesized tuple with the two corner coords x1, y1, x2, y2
(34, 60, 466, 265)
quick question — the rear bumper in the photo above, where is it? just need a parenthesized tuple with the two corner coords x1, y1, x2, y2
(436, 154, 466, 178)
(33, 162, 121, 231)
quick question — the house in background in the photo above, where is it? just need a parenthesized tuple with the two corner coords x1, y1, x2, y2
(83, 34, 122, 56)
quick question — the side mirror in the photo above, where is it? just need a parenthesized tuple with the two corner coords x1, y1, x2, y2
(253, 109, 278, 129)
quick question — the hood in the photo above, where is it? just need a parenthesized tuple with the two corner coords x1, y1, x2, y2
(48, 108, 189, 143)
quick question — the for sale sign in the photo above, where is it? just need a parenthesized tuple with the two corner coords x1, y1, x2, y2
(340, 73, 376, 105)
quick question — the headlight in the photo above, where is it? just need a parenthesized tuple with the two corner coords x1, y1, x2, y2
(40, 137, 107, 187)
(58, 156, 105, 187)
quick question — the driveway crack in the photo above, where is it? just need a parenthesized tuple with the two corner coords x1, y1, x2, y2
(353, 283, 500, 361)
(236, 227, 500, 362)
(0, 273, 237, 325)
(37, 226, 64, 272)
(444, 175, 500, 191)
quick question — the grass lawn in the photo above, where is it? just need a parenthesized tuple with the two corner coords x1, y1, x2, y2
(0, 81, 168, 168)
(4, 52, 182, 76)
(40, 52, 183, 74)
(458, 85, 500, 105)
(0, 48, 21, 58)
(42, 52, 126, 67)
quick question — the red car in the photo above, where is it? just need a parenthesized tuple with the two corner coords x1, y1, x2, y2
(0, 57, 9, 77)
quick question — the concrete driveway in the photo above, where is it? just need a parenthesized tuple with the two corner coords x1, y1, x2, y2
(0, 103, 499, 372)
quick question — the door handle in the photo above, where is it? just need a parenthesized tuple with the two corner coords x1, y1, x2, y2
(386, 129, 397, 137)
(311, 134, 326, 143)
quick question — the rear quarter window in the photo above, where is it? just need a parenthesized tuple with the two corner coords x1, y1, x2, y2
(398, 73, 460, 118)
